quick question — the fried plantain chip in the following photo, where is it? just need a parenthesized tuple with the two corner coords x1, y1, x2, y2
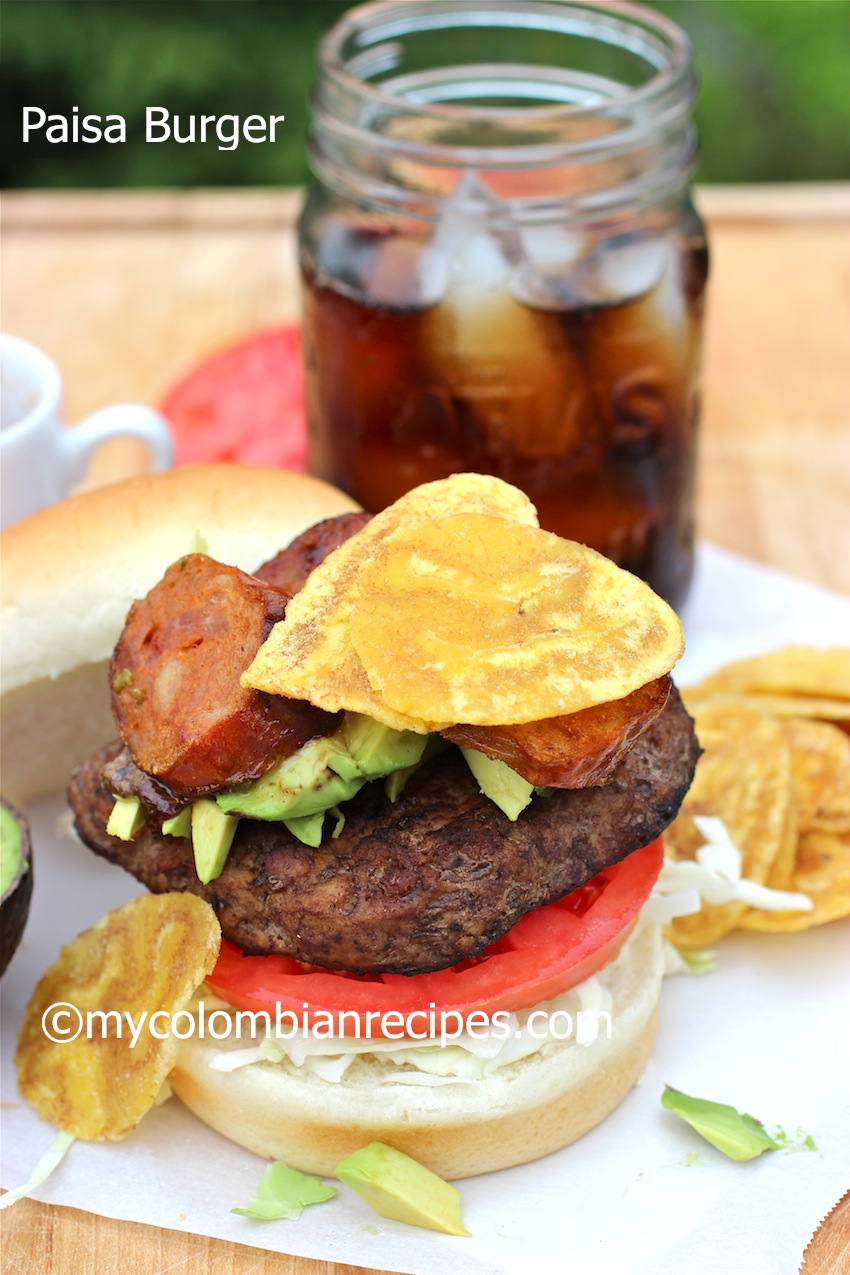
(16, 893, 220, 1140)
(685, 645, 850, 703)
(690, 692, 850, 724)
(675, 647, 850, 941)
(665, 699, 795, 947)
(349, 514, 684, 726)
(739, 830, 850, 931)
(243, 475, 538, 732)
(783, 718, 850, 836)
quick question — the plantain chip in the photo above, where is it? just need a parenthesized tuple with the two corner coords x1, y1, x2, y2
(685, 645, 850, 703)
(783, 718, 850, 836)
(686, 692, 850, 724)
(350, 513, 684, 726)
(665, 699, 795, 947)
(16, 893, 221, 1140)
(739, 830, 850, 931)
(243, 475, 538, 732)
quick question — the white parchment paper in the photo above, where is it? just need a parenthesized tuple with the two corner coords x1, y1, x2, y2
(2, 542, 849, 1275)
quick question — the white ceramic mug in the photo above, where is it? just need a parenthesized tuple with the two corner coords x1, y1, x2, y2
(1, 333, 173, 528)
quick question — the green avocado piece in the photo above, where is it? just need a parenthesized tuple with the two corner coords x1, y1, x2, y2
(341, 714, 428, 777)
(217, 734, 364, 822)
(661, 1086, 781, 1161)
(335, 1142, 470, 1237)
(192, 799, 238, 884)
(216, 716, 426, 827)
(282, 811, 325, 846)
(106, 794, 146, 841)
(162, 809, 192, 839)
(0, 805, 23, 897)
(460, 749, 534, 821)
(231, 1158, 337, 1221)
(385, 735, 451, 802)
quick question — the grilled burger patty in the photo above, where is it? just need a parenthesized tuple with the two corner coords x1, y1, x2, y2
(69, 689, 698, 976)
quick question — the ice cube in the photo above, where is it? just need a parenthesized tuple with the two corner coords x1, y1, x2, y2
(365, 172, 521, 310)
(313, 213, 380, 303)
(420, 170, 522, 292)
(415, 242, 449, 308)
(519, 224, 588, 275)
(509, 224, 589, 310)
(368, 234, 441, 310)
(580, 234, 669, 306)
(573, 239, 692, 456)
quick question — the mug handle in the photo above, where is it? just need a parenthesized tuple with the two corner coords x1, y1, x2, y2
(60, 403, 173, 485)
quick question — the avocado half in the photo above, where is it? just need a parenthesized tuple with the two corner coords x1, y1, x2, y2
(1, 797, 33, 977)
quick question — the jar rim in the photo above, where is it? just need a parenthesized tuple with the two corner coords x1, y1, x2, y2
(317, 0, 694, 126)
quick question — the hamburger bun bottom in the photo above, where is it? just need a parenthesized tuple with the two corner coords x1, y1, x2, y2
(170, 918, 664, 1180)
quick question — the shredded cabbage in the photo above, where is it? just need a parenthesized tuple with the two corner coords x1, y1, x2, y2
(663, 940, 717, 977)
(0, 1130, 75, 1211)
(204, 951, 621, 1086)
(643, 816, 813, 924)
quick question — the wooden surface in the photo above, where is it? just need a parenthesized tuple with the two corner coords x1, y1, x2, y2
(1, 184, 849, 1275)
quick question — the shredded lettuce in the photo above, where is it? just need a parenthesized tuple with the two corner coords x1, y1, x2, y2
(663, 941, 717, 976)
(187, 530, 209, 555)
(203, 940, 624, 1086)
(644, 816, 813, 926)
(0, 1130, 75, 1211)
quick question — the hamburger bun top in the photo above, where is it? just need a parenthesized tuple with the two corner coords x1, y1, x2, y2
(0, 464, 359, 803)
(1, 464, 359, 694)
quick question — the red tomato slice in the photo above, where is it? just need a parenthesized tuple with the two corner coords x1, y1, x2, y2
(160, 326, 307, 470)
(207, 838, 663, 1036)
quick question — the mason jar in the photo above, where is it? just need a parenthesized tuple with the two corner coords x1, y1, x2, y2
(299, 0, 708, 608)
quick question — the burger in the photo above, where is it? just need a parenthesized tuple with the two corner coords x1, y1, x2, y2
(1, 464, 699, 1180)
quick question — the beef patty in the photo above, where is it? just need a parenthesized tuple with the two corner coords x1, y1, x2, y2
(69, 689, 699, 976)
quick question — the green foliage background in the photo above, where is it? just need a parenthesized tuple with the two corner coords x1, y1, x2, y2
(2, 0, 848, 189)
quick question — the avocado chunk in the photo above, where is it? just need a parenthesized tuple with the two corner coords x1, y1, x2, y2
(460, 748, 534, 821)
(385, 735, 450, 801)
(334, 1142, 470, 1237)
(106, 794, 146, 841)
(162, 808, 192, 839)
(218, 734, 364, 824)
(341, 714, 428, 777)
(282, 811, 325, 847)
(217, 715, 428, 834)
(192, 799, 238, 884)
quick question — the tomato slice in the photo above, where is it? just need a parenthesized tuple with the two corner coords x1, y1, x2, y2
(160, 326, 307, 470)
(207, 838, 663, 1036)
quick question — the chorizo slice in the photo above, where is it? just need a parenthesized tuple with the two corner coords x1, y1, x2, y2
(101, 745, 186, 820)
(111, 553, 336, 798)
(443, 676, 671, 789)
(254, 511, 371, 594)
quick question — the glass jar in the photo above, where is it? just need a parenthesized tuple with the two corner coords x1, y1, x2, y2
(299, 0, 708, 608)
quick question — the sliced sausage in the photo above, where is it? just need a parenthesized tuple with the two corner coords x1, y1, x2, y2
(110, 553, 336, 798)
(443, 676, 671, 788)
(101, 745, 186, 819)
(254, 511, 371, 593)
